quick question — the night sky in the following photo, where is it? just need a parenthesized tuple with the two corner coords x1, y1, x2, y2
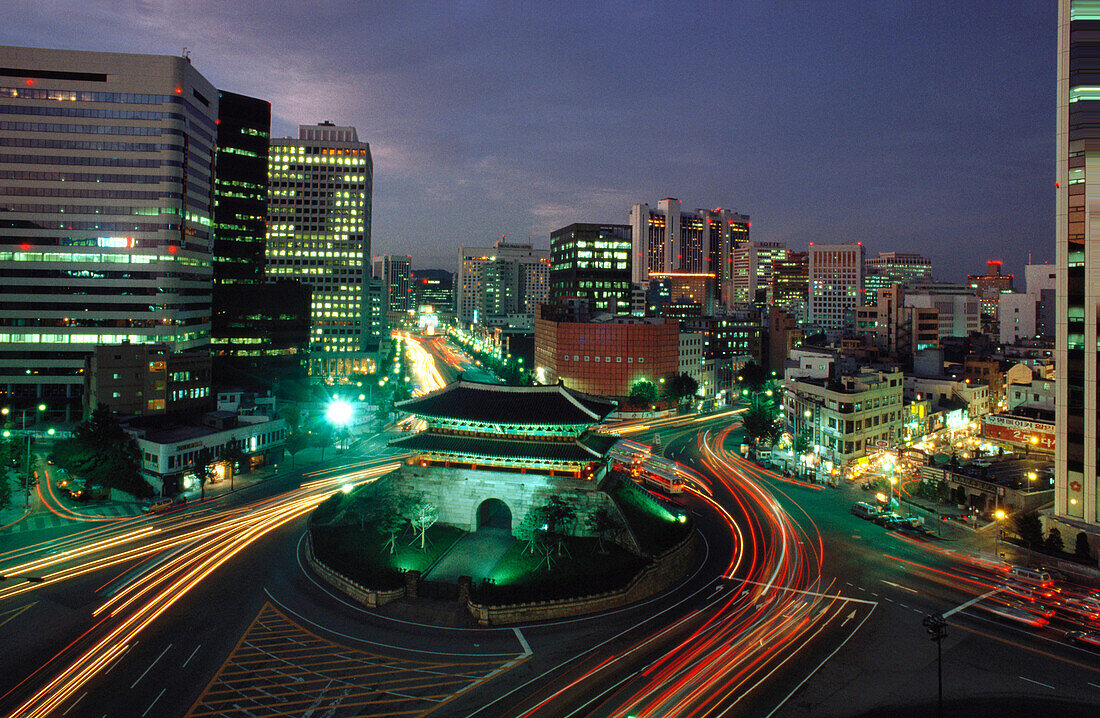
(5, 1, 1056, 280)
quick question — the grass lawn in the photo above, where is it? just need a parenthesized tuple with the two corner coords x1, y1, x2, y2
(471, 535, 647, 605)
(610, 478, 691, 555)
(311, 523, 466, 590)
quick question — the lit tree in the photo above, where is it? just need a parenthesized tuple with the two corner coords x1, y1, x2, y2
(585, 506, 619, 554)
(409, 501, 439, 550)
(629, 379, 658, 405)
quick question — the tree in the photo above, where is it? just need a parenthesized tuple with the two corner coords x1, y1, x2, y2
(219, 439, 248, 476)
(1044, 527, 1065, 555)
(791, 433, 812, 458)
(59, 404, 149, 497)
(737, 361, 768, 391)
(1013, 511, 1044, 550)
(664, 373, 699, 406)
(1075, 532, 1093, 563)
(585, 507, 619, 554)
(279, 404, 302, 433)
(629, 379, 658, 405)
(285, 430, 309, 469)
(192, 447, 214, 499)
(742, 402, 781, 447)
(516, 505, 550, 555)
(409, 501, 439, 550)
(0, 470, 11, 510)
(311, 424, 334, 461)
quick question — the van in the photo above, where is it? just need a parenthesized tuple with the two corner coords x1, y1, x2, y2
(851, 502, 879, 519)
(1009, 566, 1053, 587)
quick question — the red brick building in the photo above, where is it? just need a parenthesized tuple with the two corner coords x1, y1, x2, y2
(534, 315, 679, 398)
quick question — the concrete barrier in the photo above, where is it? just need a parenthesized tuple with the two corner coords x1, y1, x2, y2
(304, 533, 405, 608)
(467, 530, 698, 626)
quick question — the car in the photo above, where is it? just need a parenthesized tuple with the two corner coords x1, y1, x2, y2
(873, 512, 902, 526)
(978, 602, 1050, 627)
(1065, 630, 1100, 650)
(1007, 600, 1056, 620)
(884, 516, 911, 531)
(1053, 598, 1100, 624)
(1009, 566, 1054, 587)
(73, 483, 108, 502)
(142, 497, 173, 513)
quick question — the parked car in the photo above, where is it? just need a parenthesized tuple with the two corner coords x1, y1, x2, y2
(851, 502, 879, 519)
(873, 512, 902, 526)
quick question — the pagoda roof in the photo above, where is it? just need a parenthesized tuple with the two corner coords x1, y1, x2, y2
(391, 430, 616, 463)
(395, 378, 616, 425)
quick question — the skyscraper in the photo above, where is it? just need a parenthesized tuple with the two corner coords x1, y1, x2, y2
(863, 251, 933, 298)
(729, 240, 786, 305)
(807, 243, 865, 337)
(210, 91, 311, 390)
(0, 46, 218, 421)
(372, 254, 413, 314)
(770, 250, 809, 316)
(457, 241, 549, 329)
(549, 223, 631, 313)
(1056, 0, 1098, 530)
(628, 200, 749, 307)
(266, 123, 374, 379)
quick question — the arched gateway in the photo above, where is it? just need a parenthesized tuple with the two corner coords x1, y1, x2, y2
(476, 498, 512, 531)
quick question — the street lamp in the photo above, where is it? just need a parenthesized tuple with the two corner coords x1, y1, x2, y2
(993, 508, 1006, 557)
(2, 403, 46, 509)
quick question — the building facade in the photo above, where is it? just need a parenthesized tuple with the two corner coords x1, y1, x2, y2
(629, 200, 749, 307)
(534, 314, 679, 398)
(411, 269, 453, 314)
(0, 46, 219, 421)
(456, 241, 550, 330)
(549, 223, 631, 313)
(784, 368, 904, 475)
(84, 342, 211, 417)
(863, 251, 933, 298)
(372, 254, 413, 314)
(265, 123, 374, 379)
(807, 243, 865, 337)
(730, 240, 786, 305)
(769, 250, 809, 316)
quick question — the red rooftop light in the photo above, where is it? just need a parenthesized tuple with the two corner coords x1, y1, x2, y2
(174, 86, 183, 94)
(24, 78, 34, 86)
(20, 242, 31, 251)
(167, 245, 178, 254)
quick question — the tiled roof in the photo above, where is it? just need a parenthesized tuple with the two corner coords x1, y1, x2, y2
(396, 378, 616, 425)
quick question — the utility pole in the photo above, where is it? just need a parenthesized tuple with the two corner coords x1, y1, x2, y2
(923, 613, 947, 718)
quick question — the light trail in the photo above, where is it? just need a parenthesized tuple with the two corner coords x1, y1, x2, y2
(1, 458, 401, 717)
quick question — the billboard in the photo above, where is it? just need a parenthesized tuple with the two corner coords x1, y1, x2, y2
(981, 414, 1055, 451)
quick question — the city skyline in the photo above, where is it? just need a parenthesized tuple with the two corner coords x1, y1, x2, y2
(4, 1, 1054, 277)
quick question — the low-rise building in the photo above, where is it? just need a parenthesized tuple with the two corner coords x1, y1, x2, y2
(1006, 377, 1055, 413)
(534, 309, 679, 398)
(784, 368, 904, 476)
(84, 343, 212, 418)
(125, 411, 287, 495)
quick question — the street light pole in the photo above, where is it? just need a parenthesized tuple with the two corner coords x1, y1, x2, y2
(923, 613, 947, 718)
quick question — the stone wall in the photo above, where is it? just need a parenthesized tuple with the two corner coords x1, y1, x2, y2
(391, 462, 615, 536)
(466, 530, 698, 625)
(304, 533, 406, 607)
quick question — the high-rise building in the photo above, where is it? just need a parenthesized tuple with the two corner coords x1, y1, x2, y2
(210, 91, 310, 391)
(807, 243, 865, 337)
(629, 200, 749, 307)
(863, 251, 933, 298)
(1056, 0, 1099, 531)
(411, 269, 453, 314)
(770, 250, 809, 315)
(968, 259, 1014, 317)
(372, 254, 413, 314)
(266, 123, 374, 378)
(457, 241, 549, 329)
(549, 223, 631, 313)
(730, 240, 786, 305)
(0, 46, 218, 421)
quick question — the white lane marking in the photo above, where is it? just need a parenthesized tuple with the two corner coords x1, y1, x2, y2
(765, 603, 878, 718)
(944, 588, 999, 618)
(1019, 676, 1055, 690)
(61, 691, 86, 716)
(731, 578, 878, 605)
(181, 643, 201, 668)
(102, 643, 134, 675)
(900, 603, 910, 609)
(1089, 682, 1100, 689)
(881, 579, 919, 594)
(841, 610, 856, 627)
(871, 592, 879, 597)
(513, 628, 532, 657)
(142, 688, 166, 717)
(884, 597, 894, 602)
(130, 643, 171, 689)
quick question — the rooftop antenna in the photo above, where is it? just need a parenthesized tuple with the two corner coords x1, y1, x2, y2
(182, 47, 191, 63)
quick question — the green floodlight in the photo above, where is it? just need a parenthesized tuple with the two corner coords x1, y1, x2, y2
(326, 399, 354, 426)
